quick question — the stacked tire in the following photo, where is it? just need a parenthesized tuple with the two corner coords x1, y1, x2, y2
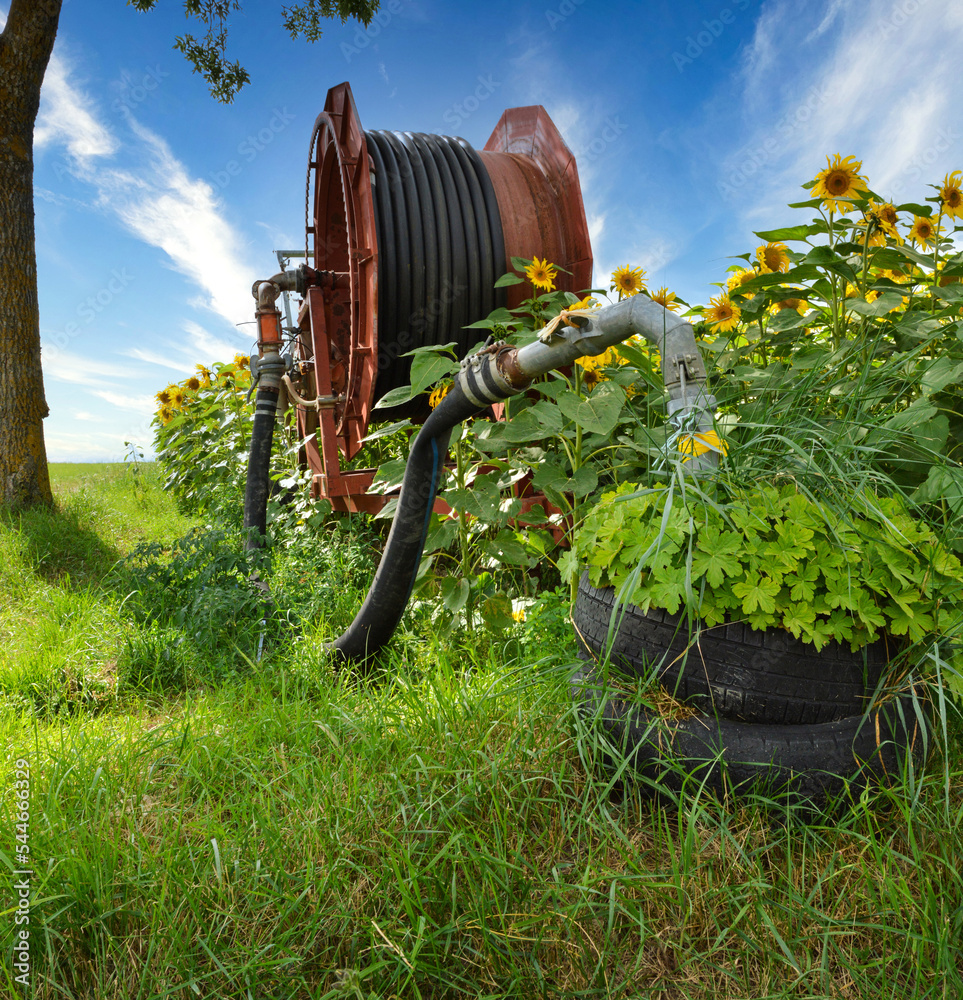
(571, 572, 929, 811)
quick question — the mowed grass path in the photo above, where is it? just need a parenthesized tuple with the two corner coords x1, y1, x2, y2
(1, 466, 961, 998)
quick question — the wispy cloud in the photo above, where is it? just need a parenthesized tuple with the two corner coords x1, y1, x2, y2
(35, 51, 118, 164)
(43, 349, 139, 387)
(89, 389, 156, 415)
(121, 319, 248, 375)
(93, 119, 256, 325)
(721, 0, 963, 224)
(34, 45, 256, 329)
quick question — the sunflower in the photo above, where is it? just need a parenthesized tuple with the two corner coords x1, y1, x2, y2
(567, 294, 599, 312)
(159, 406, 174, 425)
(611, 265, 646, 297)
(428, 383, 451, 409)
(940, 171, 963, 218)
(726, 268, 755, 293)
(771, 297, 808, 316)
(170, 387, 185, 409)
(811, 153, 870, 213)
(907, 215, 941, 247)
(756, 242, 791, 274)
(233, 353, 249, 370)
(678, 430, 728, 461)
(651, 287, 681, 312)
(854, 220, 887, 247)
(704, 294, 741, 333)
(525, 257, 557, 291)
(155, 388, 172, 406)
(195, 364, 213, 386)
(185, 376, 201, 391)
(872, 201, 903, 244)
(866, 288, 905, 312)
(575, 346, 619, 388)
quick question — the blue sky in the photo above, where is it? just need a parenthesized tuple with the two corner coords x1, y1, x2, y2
(12, 0, 963, 460)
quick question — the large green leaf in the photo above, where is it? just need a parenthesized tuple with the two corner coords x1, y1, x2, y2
(409, 352, 459, 393)
(921, 357, 963, 396)
(843, 291, 903, 316)
(556, 382, 626, 435)
(373, 385, 416, 409)
(754, 223, 827, 242)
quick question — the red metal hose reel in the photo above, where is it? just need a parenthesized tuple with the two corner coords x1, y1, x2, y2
(293, 82, 593, 515)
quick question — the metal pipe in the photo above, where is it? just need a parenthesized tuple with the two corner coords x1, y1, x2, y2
(452, 296, 720, 473)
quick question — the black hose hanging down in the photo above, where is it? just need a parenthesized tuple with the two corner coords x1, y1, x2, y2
(242, 383, 280, 545)
(326, 382, 486, 663)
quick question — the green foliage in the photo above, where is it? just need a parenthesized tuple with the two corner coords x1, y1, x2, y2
(114, 527, 278, 691)
(573, 479, 963, 658)
(129, 0, 381, 102)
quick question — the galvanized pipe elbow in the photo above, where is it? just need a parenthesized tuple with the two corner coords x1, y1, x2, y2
(452, 295, 719, 472)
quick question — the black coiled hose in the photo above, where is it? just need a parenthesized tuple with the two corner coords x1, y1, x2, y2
(365, 130, 506, 404)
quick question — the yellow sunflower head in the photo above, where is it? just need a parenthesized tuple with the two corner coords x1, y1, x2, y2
(170, 387, 185, 409)
(611, 265, 646, 298)
(159, 406, 174, 425)
(428, 383, 451, 409)
(862, 200, 904, 246)
(704, 293, 741, 333)
(678, 429, 729, 461)
(525, 257, 557, 292)
(726, 268, 755, 293)
(771, 297, 808, 316)
(195, 364, 213, 386)
(567, 294, 599, 312)
(155, 388, 172, 406)
(233, 353, 249, 371)
(940, 171, 963, 218)
(651, 287, 680, 312)
(907, 214, 941, 247)
(185, 376, 201, 392)
(811, 153, 870, 213)
(756, 242, 791, 274)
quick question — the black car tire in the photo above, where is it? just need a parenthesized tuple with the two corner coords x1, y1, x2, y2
(571, 657, 928, 811)
(572, 571, 894, 726)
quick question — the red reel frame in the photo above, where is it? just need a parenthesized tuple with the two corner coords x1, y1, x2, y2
(295, 82, 592, 514)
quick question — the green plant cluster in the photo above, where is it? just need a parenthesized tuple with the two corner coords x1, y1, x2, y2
(574, 480, 963, 655)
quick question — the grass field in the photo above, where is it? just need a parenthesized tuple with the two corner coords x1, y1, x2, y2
(1, 465, 961, 998)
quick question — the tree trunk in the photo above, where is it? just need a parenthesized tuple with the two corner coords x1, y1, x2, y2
(0, 0, 63, 509)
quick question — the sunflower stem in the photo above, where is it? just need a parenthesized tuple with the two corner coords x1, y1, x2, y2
(932, 206, 945, 314)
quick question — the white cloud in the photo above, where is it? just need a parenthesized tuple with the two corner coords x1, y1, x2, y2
(42, 348, 139, 387)
(722, 0, 963, 225)
(35, 51, 118, 164)
(33, 42, 256, 330)
(89, 389, 156, 415)
(92, 119, 256, 326)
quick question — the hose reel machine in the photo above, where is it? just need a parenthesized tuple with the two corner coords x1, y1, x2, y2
(281, 81, 593, 512)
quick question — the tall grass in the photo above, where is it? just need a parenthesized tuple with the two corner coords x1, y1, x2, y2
(0, 466, 960, 997)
